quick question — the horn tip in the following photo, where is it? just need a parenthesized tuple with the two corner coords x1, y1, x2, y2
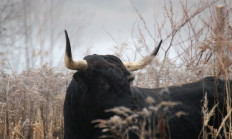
(151, 39, 162, 56)
(65, 29, 72, 58)
(64, 30, 68, 36)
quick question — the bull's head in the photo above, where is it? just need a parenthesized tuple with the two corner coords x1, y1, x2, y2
(64, 30, 162, 109)
(63, 30, 162, 138)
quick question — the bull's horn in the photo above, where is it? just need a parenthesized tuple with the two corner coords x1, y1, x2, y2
(64, 30, 88, 71)
(123, 40, 162, 71)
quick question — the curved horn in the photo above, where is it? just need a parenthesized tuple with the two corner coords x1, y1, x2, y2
(123, 39, 162, 71)
(64, 30, 88, 71)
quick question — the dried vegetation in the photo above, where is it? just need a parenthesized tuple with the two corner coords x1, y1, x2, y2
(0, 0, 232, 138)
(0, 65, 72, 139)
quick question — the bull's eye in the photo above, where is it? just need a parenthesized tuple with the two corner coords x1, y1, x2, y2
(99, 80, 109, 89)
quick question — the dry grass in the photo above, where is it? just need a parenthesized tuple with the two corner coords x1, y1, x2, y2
(0, 65, 71, 139)
(93, 97, 185, 139)
(0, 0, 231, 139)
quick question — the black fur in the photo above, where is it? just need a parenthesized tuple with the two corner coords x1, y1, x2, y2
(131, 76, 227, 139)
(64, 55, 135, 139)
(64, 54, 229, 139)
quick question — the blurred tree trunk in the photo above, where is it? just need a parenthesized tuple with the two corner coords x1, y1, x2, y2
(39, 0, 45, 66)
(50, 0, 54, 65)
(23, 0, 30, 70)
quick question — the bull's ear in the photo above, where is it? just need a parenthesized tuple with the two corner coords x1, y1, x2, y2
(123, 39, 162, 71)
(64, 30, 88, 71)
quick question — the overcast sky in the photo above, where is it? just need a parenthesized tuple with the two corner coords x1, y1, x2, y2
(3, 0, 231, 72)
(60, 0, 165, 58)
(28, 0, 231, 67)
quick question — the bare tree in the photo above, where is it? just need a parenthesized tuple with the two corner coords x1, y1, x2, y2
(0, 0, 21, 74)
(0, 0, 88, 73)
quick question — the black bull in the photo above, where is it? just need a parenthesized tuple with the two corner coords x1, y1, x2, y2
(63, 31, 229, 139)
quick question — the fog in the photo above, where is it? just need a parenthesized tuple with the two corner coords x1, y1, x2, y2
(0, 0, 230, 73)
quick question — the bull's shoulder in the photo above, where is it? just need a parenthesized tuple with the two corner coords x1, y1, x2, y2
(130, 76, 227, 107)
(166, 76, 225, 93)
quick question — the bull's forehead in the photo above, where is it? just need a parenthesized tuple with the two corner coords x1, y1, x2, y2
(83, 54, 124, 65)
(82, 54, 134, 82)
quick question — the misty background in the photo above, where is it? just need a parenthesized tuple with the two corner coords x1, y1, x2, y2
(1, 0, 232, 138)
(0, 0, 231, 73)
